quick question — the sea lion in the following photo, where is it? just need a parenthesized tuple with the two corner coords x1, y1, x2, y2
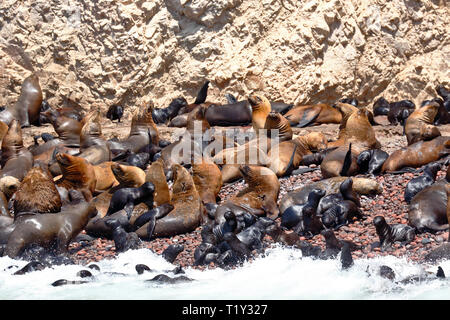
(145, 159, 171, 206)
(92, 162, 120, 192)
(284, 103, 342, 128)
(132, 203, 174, 235)
(0, 121, 9, 147)
(387, 99, 415, 125)
(228, 165, 280, 219)
(38, 109, 82, 148)
(205, 101, 252, 126)
(0, 120, 33, 181)
(373, 97, 390, 116)
(4, 196, 97, 258)
(111, 163, 146, 188)
(279, 176, 382, 215)
(105, 182, 155, 219)
(136, 164, 202, 239)
(316, 178, 361, 216)
(265, 224, 300, 246)
(320, 143, 359, 178)
(263, 112, 293, 142)
(270, 101, 294, 115)
(408, 181, 448, 233)
(381, 136, 450, 172)
(54, 153, 97, 200)
(162, 244, 185, 263)
(124, 152, 150, 170)
(404, 162, 441, 204)
(12, 74, 43, 128)
(0, 176, 20, 200)
(12, 166, 62, 215)
(404, 102, 441, 145)
(105, 219, 141, 252)
(84, 209, 130, 239)
(152, 97, 187, 124)
(321, 200, 363, 229)
(356, 149, 389, 175)
(373, 216, 416, 251)
(192, 158, 223, 205)
(106, 105, 124, 123)
(78, 110, 111, 165)
(248, 94, 271, 134)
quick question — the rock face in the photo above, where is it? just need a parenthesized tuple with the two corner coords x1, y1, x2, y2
(0, 0, 448, 116)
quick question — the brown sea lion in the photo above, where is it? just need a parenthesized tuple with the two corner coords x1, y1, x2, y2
(408, 181, 448, 233)
(192, 157, 223, 205)
(111, 163, 146, 188)
(0, 120, 33, 181)
(381, 136, 450, 173)
(263, 112, 293, 142)
(248, 94, 272, 134)
(0, 121, 9, 147)
(78, 110, 111, 165)
(12, 166, 62, 215)
(320, 143, 359, 178)
(0, 191, 10, 217)
(92, 162, 120, 192)
(327, 102, 360, 148)
(4, 197, 97, 258)
(136, 164, 202, 239)
(0, 176, 20, 200)
(405, 102, 441, 145)
(279, 176, 382, 214)
(55, 153, 97, 200)
(229, 165, 280, 219)
(145, 159, 171, 206)
(268, 132, 328, 177)
(284, 103, 342, 128)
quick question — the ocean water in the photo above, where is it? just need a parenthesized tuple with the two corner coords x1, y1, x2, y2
(0, 245, 449, 300)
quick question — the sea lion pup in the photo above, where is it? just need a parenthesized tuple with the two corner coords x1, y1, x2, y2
(92, 162, 120, 192)
(316, 178, 360, 216)
(105, 182, 155, 219)
(11, 74, 43, 128)
(381, 136, 450, 173)
(136, 164, 202, 239)
(279, 176, 382, 215)
(387, 99, 416, 125)
(106, 104, 124, 123)
(408, 181, 448, 233)
(162, 244, 185, 263)
(192, 157, 223, 206)
(152, 97, 187, 124)
(404, 102, 441, 145)
(0, 120, 33, 181)
(284, 103, 342, 128)
(145, 159, 171, 206)
(248, 94, 272, 134)
(356, 149, 389, 175)
(111, 163, 146, 188)
(4, 193, 98, 259)
(54, 153, 97, 201)
(105, 219, 141, 252)
(265, 224, 300, 246)
(373, 216, 416, 251)
(373, 97, 390, 116)
(321, 200, 363, 229)
(404, 162, 441, 204)
(78, 110, 111, 165)
(267, 132, 328, 177)
(12, 166, 62, 215)
(263, 111, 293, 142)
(228, 165, 280, 219)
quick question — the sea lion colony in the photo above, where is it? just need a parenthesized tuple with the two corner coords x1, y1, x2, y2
(0, 75, 449, 278)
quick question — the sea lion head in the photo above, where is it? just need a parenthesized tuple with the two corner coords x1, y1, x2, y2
(248, 94, 271, 111)
(111, 163, 145, 187)
(139, 181, 155, 194)
(0, 175, 20, 199)
(301, 132, 328, 152)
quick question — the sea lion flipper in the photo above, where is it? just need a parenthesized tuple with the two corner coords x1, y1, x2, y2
(146, 216, 157, 239)
(194, 81, 210, 105)
(283, 145, 298, 177)
(225, 93, 238, 104)
(340, 143, 353, 176)
(294, 108, 321, 128)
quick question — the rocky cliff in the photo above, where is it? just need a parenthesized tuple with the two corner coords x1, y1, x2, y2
(0, 0, 448, 117)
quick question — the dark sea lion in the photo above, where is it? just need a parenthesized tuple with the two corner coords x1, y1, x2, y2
(84, 209, 130, 239)
(205, 101, 252, 126)
(387, 99, 415, 125)
(426, 98, 450, 125)
(270, 101, 294, 115)
(125, 152, 150, 170)
(132, 203, 174, 232)
(13, 74, 43, 128)
(279, 176, 381, 215)
(54, 153, 97, 200)
(340, 242, 354, 270)
(229, 165, 280, 219)
(224, 232, 252, 258)
(176, 81, 211, 115)
(373, 97, 390, 116)
(4, 197, 97, 258)
(0, 120, 33, 181)
(316, 178, 360, 216)
(284, 103, 341, 128)
(321, 200, 363, 229)
(106, 105, 124, 122)
(408, 181, 448, 233)
(162, 244, 184, 263)
(356, 149, 389, 175)
(192, 158, 223, 205)
(136, 164, 202, 239)
(12, 166, 62, 215)
(405, 102, 441, 145)
(152, 97, 187, 124)
(265, 224, 300, 246)
(373, 216, 416, 251)
(404, 162, 441, 203)
(146, 274, 193, 284)
(248, 94, 272, 133)
(0, 191, 10, 217)
(145, 159, 171, 206)
(105, 182, 155, 219)
(263, 112, 293, 142)
(105, 219, 141, 252)
(381, 136, 450, 172)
